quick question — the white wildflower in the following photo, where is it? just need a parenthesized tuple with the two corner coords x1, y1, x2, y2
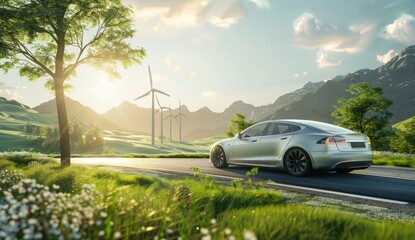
(200, 228, 209, 235)
(113, 231, 121, 239)
(244, 230, 257, 240)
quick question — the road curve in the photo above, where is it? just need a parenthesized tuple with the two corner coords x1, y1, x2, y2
(72, 158, 415, 204)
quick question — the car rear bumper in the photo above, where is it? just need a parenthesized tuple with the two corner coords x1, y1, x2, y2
(309, 150, 373, 170)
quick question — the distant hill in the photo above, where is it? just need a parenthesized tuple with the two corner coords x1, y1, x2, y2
(393, 116, 415, 132)
(0, 97, 57, 151)
(34, 97, 123, 131)
(265, 45, 415, 124)
(0, 96, 57, 131)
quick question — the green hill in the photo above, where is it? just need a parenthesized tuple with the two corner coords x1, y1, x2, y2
(393, 116, 415, 132)
(0, 97, 217, 154)
(0, 97, 57, 151)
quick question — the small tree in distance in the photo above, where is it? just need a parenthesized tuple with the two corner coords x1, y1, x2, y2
(0, 0, 146, 166)
(226, 113, 255, 138)
(332, 82, 393, 150)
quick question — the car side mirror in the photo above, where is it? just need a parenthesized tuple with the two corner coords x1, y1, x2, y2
(236, 133, 242, 139)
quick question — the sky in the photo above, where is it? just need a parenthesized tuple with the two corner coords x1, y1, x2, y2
(1, 0, 415, 114)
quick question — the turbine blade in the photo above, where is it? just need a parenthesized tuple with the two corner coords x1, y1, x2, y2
(156, 95, 161, 107)
(153, 89, 170, 97)
(148, 65, 153, 89)
(134, 90, 151, 100)
(174, 113, 188, 119)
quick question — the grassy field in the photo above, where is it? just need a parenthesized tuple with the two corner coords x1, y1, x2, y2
(102, 130, 221, 154)
(0, 153, 414, 239)
(372, 151, 415, 168)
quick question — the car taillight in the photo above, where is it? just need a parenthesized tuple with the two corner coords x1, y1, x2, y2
(317, 136, 347, 145)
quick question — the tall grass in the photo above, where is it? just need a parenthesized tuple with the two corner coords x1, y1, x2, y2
(1, 154, 414, 239)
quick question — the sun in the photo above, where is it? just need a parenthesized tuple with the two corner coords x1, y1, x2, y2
(69, 66, 123, 114)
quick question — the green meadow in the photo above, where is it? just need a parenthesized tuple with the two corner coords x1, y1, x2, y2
(1, 154, 414, 239)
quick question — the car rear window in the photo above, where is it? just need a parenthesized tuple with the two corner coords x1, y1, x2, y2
(305, 121, 352, 133)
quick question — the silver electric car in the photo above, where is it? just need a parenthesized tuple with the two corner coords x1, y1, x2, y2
(210, 119, 372, 176)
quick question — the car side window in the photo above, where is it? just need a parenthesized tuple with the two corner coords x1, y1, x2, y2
(242, 123, 267, 138)
(278, 124, 291, 134)
(289, 124, 301, 132)
(265, 123, 280, 135)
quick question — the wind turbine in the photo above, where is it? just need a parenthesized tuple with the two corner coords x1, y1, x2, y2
(155, 96, 170, 144)
(163, 104, 174, 142)
(175, 100, 188, 142)
(135, 65, 170, 146)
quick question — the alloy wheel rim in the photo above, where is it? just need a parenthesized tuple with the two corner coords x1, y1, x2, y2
(287, 149, 307, 175)
(213, 147, 225, 166)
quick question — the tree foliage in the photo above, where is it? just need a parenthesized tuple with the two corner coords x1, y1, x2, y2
(226, 113, 255, 138)
(332, 82, 393, 150)
(23, 122, 105, 154)
(390, 117, 415, 154)
(0, 0, 145, 166)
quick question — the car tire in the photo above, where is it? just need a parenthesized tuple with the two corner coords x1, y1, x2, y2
(336, 169, 353, 174)
(211, 146, 229, 168)
(283, 148, 312, 177)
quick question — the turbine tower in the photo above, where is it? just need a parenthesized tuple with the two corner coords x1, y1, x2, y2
(155, 96, 170, 144)
(175, 100, 188, 142)
(164, 104, 174, 142)
(135, 65, 170, 146)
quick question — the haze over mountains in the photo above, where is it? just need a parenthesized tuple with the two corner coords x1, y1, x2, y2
(13, 45, 415, 140)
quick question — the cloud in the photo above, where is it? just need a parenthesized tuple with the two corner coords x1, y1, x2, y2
(294, 71, 308, 78)
(247, 0, 270, 9)
(384, 14, 415, 44)
(202, 91, 216, 97)
(165, 57, 181, 72)
(188, 71, 197, 78)
(126, 0, 269, 30)
(0, 82, 23, 100)
(316, 52, 341, 68)
(376, 49, 398, 64)
(152, 73, 168, 83)
(293, 13, 372, 53)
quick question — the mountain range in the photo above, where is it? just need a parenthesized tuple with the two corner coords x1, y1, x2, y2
(16, 45, 415, 140)
(266, 45, 415, 123)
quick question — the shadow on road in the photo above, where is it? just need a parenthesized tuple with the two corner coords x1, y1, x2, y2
(218, 166, 415, 203)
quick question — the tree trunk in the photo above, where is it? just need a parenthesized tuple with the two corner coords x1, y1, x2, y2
(54, 79, 71, 166)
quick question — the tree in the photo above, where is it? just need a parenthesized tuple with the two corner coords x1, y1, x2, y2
(0, 0, 145, 166)
(69, 121, 83, 152)
(390, 117, 415, 154)
(83, 125, 104, 154)
(332, 82, 393, 150)
(225, 113, 254, 137)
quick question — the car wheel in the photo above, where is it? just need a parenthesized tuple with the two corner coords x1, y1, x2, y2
(336, 169, 353, 174)
(283, 148, 312, 177)
(211, 146, 229, 168)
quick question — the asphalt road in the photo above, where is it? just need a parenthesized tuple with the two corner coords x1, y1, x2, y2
(72, 157, 415, 205)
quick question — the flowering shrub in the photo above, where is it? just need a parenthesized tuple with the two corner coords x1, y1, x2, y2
(0, 171, 112, 239)
(0, 170, 252, 240)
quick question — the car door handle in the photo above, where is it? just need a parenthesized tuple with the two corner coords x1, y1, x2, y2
(281, 137, 287, 140)
(251, 140, 258, 142)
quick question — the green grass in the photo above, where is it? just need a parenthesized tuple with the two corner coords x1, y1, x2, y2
(372, 152, 415, 168)
(1, 154, 414, 239)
